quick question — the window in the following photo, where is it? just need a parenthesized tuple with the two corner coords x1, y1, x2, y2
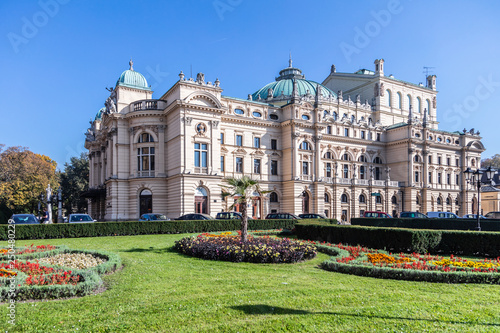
(376, 133, 381, 141)
(271, 160, 278, 175)
(342, 153, 350, 161)
(302, 162, 309, 175)
(359, 166, 365, 179)
(407, 94, 412, 110)
(417, 97, 421, 113)
(254, 137, 260, 148)
(428, 155, 432, 164)
(236, 157, 243, 173)
(386, 90, 391, 107)
(326, 163, 332, 177)
(376, 196, 382, 204)
(194, 143, 208, 168)
(324, 193, 330, 203)
(220, 156, 225, 172)
(301, 141, 310, 150)
(343, 164, 349, 178)
(269, 114, 279, 120)
(446, 197, 451, 205)
(428, 172, 432, 183)
(456, 174, 459, 185)
(414, 155, 420, 163)
(137, 147, 155, 176)
(415, 171, 419, 183)
(236, 135, 243, 147)
(374, 157, 382, 164)
(447, 173, 451, 185)
(344, 128, 349, 137)
(447, 157, 450, 166)
(234, 108, 244, 115)
(438, 173, 442, 184)
(253, 159, 261, 174)
(341, 194, 348, 203)
(456, 158, 459, 166)
(391, 196, 397, 204)
(324, 152, 332, 159)
(359, 155, 366, 162)
(426, 99, 431, 113)
(220, 132, 224, 144)
(416, 196, 420, 205)
(138, 133, 154, 143)
(270, 192, 278, 203)
(302, 114, 310, 120)
(375, 167, 381, 180)
(327, 126, 332, 134)
(397, 92, 402, 109)
(271, 139, 277, 150)
(359, 194, 366, 203)
(361, 130, 366, 139)
(437, 197, 442, 205)
(438, 156, 442, 165)
(252, 111, 262, 118)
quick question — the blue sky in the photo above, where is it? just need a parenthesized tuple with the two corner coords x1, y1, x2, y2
(1, 0, 500, 168)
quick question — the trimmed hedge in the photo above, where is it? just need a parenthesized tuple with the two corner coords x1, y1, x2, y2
(0, 219, 297, 241)
(351, 217, 500, 231)
(295, 222, 500, 257)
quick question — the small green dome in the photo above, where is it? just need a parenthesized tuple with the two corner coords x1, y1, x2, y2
(95, 107, 105, 121)
(116, 60, 151, 91)
(252, 63, 336, 101)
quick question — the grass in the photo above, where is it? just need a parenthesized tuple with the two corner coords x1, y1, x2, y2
(1, 234, 500, 332)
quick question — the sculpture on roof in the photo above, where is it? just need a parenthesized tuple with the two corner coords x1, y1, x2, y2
(129, 59, 134, 71)
(105, 96, 116, 114)
(196, 72, 205, 84)
(331, 64, 336, 73)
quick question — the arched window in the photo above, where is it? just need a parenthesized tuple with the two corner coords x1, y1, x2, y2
(269, 192, 278, 203)
(376, 195, 382, 204)
(386, 90, 391, 107)
(332, 112, 338, 121)
(341, 194, 348, 203)
(324, 193, 330, 203)
(359, 194, 366, 203)
(397, 92, 402, 109)
(342, 153, 350, 161)
(426, 99, 431, 114)
(374, 157, 382, 164)
(138, 133, 154, 143)
(437, 197, 442, 205)
(391, 196, 397, 204)
(351, 115, 355, 123)
(446, 197, 451, 205)
(359, 166, 365, 179)
(324, 152, 332, 159)
(137, 147, 155, 177)
(417, 97, 422, 113)
(407, 94, 412, 110)
(301, 141, 310, 150)
(358, 155, 366, 162)
(414, 155, 420, 163)
(416, 196, 420, 205)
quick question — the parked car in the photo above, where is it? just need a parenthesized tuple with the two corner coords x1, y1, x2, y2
(9, 214, 40, 225)
(175, 213, 214, 220)
(484, 211, 500, 219)
(463, 214, 486, 219)
(139, 213, 169, 221)
(298, 213, 326, 219)
(399, 212, 428, 218)
(215, 212, 253, 220)
(426, 212, 459, 219)
(363, 211, 392, 218)
(68, 214, 96, 223)
(265, 213, 301, 220)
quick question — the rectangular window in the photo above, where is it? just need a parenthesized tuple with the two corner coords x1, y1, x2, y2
(361, 131, 366, 140)
(220, 132, 224, 144)
(327, 126, 332, 134)
(360, 166, 365, 179)
(254, 137, 260, 148)
(194, 143, 207, 167)
(220, 156, 225, 172)
(456, 174, 459, 185)
(253, 159, 261, 174)
(302, 162, 309, 175)
(236, 157, 243, 173)
(447, 173, 451, 185)
(415, 171, 419, 183)
(344, 128, 349, 137)
(326, 163, 331, 177)
(447, 158, 450, 166)
(438, 173, 442, 184)
(271, 160, 278, 175)
(137, 147, 155, 174)
(343, 164, 349, 178)
(428, 155, 432, 164)
(271, 139, 277, 150)
(236, 135, 243, 147)
(428, 172, 432, 184)
(456, 158, 459, 166)
(438, 156, 442, 165)
(376, 133, 381, 141)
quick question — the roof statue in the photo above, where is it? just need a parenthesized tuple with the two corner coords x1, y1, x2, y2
(289, 52, 292, 68)
(129, 59, 134, 71)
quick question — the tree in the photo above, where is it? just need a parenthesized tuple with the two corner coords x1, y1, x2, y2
(221, 176, 267, 242)
(59, 153, 89, 214)
(0, 146, 58, 214)
(481, 154, 500, 169)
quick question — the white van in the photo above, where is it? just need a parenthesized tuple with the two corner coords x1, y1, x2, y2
(426, 212, 459, 219)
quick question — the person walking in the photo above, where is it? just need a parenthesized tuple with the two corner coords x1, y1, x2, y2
(42, 209, 49, 224)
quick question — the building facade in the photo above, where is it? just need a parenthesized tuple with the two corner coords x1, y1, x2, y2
(85, 59, 485, 221)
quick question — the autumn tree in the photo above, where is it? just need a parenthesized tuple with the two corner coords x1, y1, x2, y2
(0, 145, 58, 215)
(481, 154, 500, 169)
(59, 153, 89, 214)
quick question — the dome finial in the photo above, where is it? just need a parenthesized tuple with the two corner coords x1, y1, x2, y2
(129, 59, 134, 71)
(289, 51, 292, 68)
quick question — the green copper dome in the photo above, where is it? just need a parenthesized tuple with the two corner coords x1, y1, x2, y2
(252, 60, 336, 101)
(95, 107, 105, 121)
(116, 60, 151, 91)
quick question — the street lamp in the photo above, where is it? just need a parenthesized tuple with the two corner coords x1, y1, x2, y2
(464, 166, 496, 231)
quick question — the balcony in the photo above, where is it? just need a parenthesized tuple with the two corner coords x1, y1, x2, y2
(137, 170, 155, 178)
(355, 179, 369, 186)
(300, 175, 313, 181)
(194, 167, 209, 174)
(337, 178, 351, 185)
(132, 99, 167, 112)
(388, 181, 399, 187)
(372, 180, 385, 186)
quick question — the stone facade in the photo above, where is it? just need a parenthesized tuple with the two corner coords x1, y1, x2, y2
(85, 59, 485, 221)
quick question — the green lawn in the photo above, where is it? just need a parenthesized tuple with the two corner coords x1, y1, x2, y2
(1, 234, 500, 332)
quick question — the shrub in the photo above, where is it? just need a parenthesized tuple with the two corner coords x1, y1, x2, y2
(174, 234, 316, 263)
(351, 217, 500, 231)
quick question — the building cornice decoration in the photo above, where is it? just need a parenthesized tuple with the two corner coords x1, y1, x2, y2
(232, 148, 247, 155)
(211, 120, 219, 129)
(182, 116, 193, 125)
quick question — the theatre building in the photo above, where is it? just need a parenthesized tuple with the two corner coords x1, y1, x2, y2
(85, 59, 485, 221)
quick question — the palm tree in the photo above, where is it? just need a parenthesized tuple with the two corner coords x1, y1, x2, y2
(221, 176, 266, 242)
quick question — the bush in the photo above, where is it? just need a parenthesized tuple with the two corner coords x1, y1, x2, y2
(351, 217, 500, 231)
(0, 219, 297, 241)
(295, 222, 500, 257)
(174, 234, 316, 263)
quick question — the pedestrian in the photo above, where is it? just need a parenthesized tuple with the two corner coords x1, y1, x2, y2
(42, 209, 49, 224)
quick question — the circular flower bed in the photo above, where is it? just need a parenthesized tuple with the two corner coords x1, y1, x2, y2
(311, 241, 500, 284)
(0, 245, 121, 300)
(174, 232, 316, 263)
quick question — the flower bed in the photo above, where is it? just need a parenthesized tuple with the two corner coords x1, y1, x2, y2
(174, 232, 316, 264)
(0, 245, 121, 300)
(311, 240, 500, 284)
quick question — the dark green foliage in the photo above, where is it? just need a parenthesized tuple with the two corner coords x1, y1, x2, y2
(351, 217, 500, 231)
(0, 219, 297, 241)
(59, 153, 89, 214)
(295, 222, 500, 257)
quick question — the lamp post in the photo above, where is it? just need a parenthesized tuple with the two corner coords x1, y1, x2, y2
(464, 166, 496, 231)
